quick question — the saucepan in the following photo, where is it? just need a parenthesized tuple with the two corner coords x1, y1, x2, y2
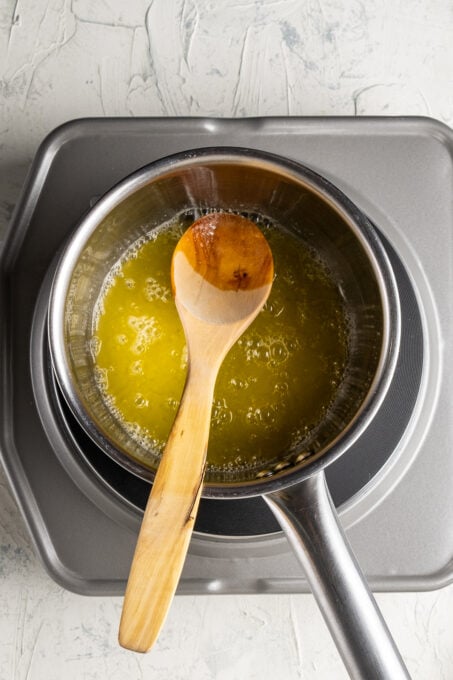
(48, 148, 409, 679)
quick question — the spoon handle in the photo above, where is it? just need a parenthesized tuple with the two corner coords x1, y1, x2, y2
(119, 366, 215, 653)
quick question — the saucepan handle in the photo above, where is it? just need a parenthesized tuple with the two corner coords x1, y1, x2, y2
(264, 472, 410, 680)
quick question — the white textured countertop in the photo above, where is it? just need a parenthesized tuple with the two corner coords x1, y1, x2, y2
(2, 1, 453, 678)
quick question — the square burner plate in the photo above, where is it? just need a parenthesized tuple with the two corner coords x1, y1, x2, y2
(1, 116, 453, 595)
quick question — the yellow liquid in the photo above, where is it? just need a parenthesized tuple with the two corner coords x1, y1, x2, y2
(92, 215, 349, 477)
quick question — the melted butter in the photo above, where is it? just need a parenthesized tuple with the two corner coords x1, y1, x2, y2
(92, 215, 349, 475)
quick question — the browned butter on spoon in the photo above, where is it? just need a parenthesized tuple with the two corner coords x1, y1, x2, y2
(119, 212, 274, 652)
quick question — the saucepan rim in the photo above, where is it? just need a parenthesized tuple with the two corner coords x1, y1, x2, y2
(48, 146, 401, 499)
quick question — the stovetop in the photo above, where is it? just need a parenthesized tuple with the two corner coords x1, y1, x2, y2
(1, 116, 453, 595)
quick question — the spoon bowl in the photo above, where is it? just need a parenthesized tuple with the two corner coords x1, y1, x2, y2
(119, 212, 273, 652)
(173, 212, 274, 324)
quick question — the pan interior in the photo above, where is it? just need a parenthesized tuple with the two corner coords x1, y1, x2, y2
(56, 156, 387, 489)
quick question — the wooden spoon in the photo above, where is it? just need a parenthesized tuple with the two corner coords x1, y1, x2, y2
(119, 212, 274, 652)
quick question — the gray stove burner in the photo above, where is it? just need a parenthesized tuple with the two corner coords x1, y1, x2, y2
(1, 117, 452, 595)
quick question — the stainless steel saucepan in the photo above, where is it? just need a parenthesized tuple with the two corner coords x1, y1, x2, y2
(48, 148, 409, 679)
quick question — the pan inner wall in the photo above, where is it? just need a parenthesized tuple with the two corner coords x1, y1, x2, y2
(62, 162, 384, 484)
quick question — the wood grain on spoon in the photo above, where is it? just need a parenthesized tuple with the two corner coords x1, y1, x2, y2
(119, 213, 274, 653)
